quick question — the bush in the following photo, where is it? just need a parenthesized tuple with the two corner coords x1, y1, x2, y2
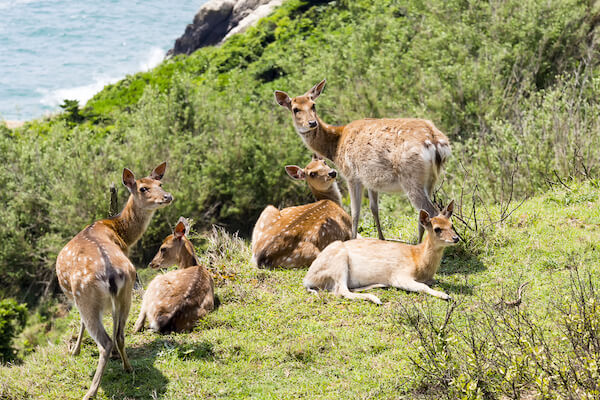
(0, 299, 27, 362)
(396, 269, 600, 398)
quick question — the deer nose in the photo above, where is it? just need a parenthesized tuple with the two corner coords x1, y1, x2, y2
(308, 120, 317, 128)
(452, 236, 459, 243)
(163, 193, 173, 203)
(328, 170, 337, 178)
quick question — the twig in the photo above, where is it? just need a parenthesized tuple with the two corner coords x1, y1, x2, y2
(496, 282, 530, 308)
(109, 183, 119, 216)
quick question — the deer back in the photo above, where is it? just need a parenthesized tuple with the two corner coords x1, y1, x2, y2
(335, 118, 450, 188)
(143, 265, 214, 333)
(253, 199, 351, 268)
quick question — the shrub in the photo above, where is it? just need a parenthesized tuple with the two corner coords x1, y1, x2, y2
(0, 299, 27, 362)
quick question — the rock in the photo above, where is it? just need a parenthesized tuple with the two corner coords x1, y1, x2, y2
(168, 0, 283, 57)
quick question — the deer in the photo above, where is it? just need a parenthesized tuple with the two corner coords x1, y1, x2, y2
(275, 79, 451, 242)
(303, 201, 458, 304)
(55, 162, 173, 400)
(134, 217, 215, 334)
(251, 154, 352, 268)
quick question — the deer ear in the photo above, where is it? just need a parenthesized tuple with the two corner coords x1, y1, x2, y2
(177, 216, 191, 236)
(306, 79, 326, 100)
(122, 168, 136, 192)
(285, 165, 305, 180)
(174, 220, 186, 239)
(443, 200, 455, 218)
(274, 91, 292, 110)
(419, 210, 431, 228)
(150, 161, 167, 181)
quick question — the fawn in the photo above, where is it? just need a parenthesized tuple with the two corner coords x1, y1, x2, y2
(251, 154, 351, 268)
(55, 162, 173, 400)
(303, 201, 458, 304)
(275, 79, 451, 241)
(134, 218, 215, 333)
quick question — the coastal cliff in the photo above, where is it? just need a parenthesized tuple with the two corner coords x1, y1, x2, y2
(167, 0, 283, 56)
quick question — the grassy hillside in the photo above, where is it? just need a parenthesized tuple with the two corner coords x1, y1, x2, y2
(1, 182, 599, 399)
(1, 0, 599, 304)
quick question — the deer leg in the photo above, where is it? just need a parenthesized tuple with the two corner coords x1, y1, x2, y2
(77, 301, 113, 400)
(406, 188, 439, 242)
(133, 307, 146, 333)
(353, 283, 389, 292)
(348, 180, 364, 239)
(316, 245, 382, 304)
(70, 320, 85, 356)
(112, 293, 133, 372)
(392, 278, 451, 301)
(368, 189, 385, 240)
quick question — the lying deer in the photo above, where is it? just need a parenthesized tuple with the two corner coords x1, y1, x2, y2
(134, 218, 215, 333)
(303, 201, 458, 304)
(55, 162, 173, 400)
(252, 155, 352, 268)
(275, 79, 451, 241)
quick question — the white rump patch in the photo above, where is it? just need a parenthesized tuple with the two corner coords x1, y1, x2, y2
(421, 144, 437, 163)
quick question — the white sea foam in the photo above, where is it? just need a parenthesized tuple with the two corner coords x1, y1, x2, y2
(139, 47, 165, 71)
(37, 75, 121, 107)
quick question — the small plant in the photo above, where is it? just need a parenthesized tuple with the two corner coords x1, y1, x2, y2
(59, 99, 83, 124)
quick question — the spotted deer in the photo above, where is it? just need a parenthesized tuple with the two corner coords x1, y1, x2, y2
(275, 79, 451, 241)
(134, 218, 215, 333)
(55, 162, 173, 400)
(303, 201, 458, 304)
(251, 155, 352, 268)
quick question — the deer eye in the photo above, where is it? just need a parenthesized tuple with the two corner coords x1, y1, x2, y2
(139, 187, 148, 193)
(293, 108, 300, 114)
(311, 104, 316, 111)
(160, 247, 166, 253)
(434, 227, 442, 234)
(309, 172, 317, 178)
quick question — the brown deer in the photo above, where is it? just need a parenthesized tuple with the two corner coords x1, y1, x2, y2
(55, 162, 173, 400)
(134, 217, 215, 333)
(303, 201, 458, 304)
(275, 79, 451, 241)
(251, 155, 352, 268)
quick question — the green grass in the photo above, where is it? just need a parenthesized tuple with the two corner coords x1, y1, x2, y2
(1, 182, 599, 399)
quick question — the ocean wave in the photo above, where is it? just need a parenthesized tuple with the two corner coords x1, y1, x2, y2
(139, 47, 165, 71)
(37, 75, 121, 107)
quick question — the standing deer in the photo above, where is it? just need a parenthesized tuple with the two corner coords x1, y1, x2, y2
(252, 155, 352, 268)
(134, 217, 215, 333)
(303, 201, 458, 304)
(275, 79, 451, 241)
(55, 162, 173, 400)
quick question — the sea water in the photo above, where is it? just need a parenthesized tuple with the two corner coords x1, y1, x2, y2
(0, 0, 205, 121)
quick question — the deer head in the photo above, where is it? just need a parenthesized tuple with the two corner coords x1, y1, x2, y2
(285, 154, 338, 194)
(275, 79, 326, 134)
(419, 200, 459, 246)
(148, 217, 193, 269)
(122, 162, 173, 210)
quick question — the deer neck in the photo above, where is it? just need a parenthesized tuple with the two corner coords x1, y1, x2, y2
(308, 181, 342, 206)
(110, 196, 155, 250)
(303, 116, 344, 162)
(178, 240, 200, 268)
(415, 234, 445, 280)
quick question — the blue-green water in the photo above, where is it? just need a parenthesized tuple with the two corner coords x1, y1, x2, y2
(0, 0, 204, 120)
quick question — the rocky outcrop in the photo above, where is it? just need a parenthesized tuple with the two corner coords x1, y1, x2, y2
(167, 0, 283, 57)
